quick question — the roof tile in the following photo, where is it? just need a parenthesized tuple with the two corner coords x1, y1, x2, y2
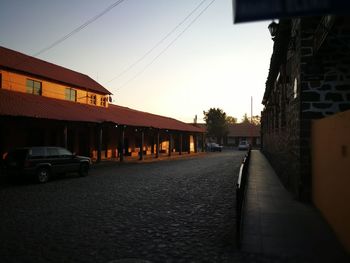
(0, 89, 204, 133)
(0, 46, 111, 95)
(227, 123, 260, 137)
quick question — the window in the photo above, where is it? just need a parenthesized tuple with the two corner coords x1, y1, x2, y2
(57, 148, 72, 157)
(6, 149, 28, 162)
(46, 147, 59, 158)
(293, 78, 298, 99)
(26, 79, 42, 95)
(29, 148, 46, 159)
(65, 88, 76, 101)
(90, 94, 96, 105)
(100, 96, 107, 107)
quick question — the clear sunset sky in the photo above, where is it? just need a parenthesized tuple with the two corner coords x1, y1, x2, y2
(0, 0, 273, 123)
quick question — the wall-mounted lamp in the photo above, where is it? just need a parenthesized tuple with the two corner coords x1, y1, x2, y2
(268, 21, 279, 40)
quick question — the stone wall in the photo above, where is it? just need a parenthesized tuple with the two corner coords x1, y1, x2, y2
(299, 17, 350, 200)
(262, 19, 302, 197)
(263, 16, 350, 200)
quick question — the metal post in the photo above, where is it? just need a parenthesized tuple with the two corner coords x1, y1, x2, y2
(168, 133, 172, 157)
(156, 130, 160, 158)
(139, 129, 144, 160)
(120, 126, 125, 162)
(188, 134, 191, 154)
(151, 134, 155, 155)
(97, 125, 102, 163)
(194, 134, 198, 153)
(179, 133, 183, 155)
(63, 124, 68, 149)
(201, 133, 205, 152)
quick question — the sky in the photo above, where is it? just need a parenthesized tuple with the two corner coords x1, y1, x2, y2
(0, 0, 273, 123)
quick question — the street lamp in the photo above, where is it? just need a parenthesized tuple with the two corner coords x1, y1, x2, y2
(268, 21, 278, 40)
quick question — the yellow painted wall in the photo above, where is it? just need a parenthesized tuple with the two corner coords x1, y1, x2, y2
(0, 69, 108, 107)
(312, 110, 350, 252)
(160, 141, 169, 153)
(190, 135, 195, 152)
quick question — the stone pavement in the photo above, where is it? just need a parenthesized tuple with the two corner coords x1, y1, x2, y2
(241, 150, 349, 262)
(0, 151, 244, 263)
(92, 152, 206, 167)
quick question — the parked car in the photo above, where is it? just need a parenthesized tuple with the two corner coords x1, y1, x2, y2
(207, 142, 223, 152)
(3, 146, 91, 183)
(238, 141, 250, 151)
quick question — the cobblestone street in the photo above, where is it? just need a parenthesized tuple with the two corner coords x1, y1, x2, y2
(0, 151, 245, 263)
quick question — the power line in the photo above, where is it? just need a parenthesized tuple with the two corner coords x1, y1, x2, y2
(105, 0, 208, 85)
(33, 0, 126, 57)
(6, 0, 126, 94)
(117, 0, 216, 90)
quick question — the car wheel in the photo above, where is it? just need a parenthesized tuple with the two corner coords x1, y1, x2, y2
(79, 163, 89, 177)
(36, 167, 50, 183)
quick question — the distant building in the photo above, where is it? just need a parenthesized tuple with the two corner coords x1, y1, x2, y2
(191, 122, 260, 147)
(0, 46, 204, 162)
(225, 123, 260, 147)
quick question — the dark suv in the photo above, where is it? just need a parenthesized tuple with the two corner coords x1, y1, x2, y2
(4, 147, 91, 183)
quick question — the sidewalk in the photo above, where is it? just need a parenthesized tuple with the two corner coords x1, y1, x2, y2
(241, 150, 349, 262)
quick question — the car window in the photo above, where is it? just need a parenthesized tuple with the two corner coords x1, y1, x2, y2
(57, 148, 72, 157)
(29, 148, 46, 159)
(46, 148, 59, 158)
(6, 149, 28, 161)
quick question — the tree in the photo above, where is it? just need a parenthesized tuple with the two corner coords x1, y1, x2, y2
(226, 116, 237, 124)
(203, 108, 228, 144)
(241, 113, 261, 125)
(250, 115, 261, 125)
(241, 113, 250, 123)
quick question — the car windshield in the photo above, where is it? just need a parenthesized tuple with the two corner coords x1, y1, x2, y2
(46, 148, 59, 157)
(57, 148, 72, 156)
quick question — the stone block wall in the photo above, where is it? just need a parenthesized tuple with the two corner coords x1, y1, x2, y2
(262, 16, 350, 200)
(262, 19, 303, 197)
(299, 17, 350, 200)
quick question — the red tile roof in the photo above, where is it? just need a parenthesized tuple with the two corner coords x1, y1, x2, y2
(0, 89, 204, 133)
(227, 123, 260, 137)
(190, 123, 260, 137)
(0, 46, 111, 95)
(190, 123, 206, 130)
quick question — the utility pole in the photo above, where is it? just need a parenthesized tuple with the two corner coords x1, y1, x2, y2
(250, 96, 253, 147)
(251, 96, 253, 123)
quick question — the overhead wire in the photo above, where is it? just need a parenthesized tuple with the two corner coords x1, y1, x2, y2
(33, 0, 126, 57)
(117, 0, 216, 90)
(4, 0, 126, 100)
(5, 0, 215, 99)
(104, 0, 208, 85)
